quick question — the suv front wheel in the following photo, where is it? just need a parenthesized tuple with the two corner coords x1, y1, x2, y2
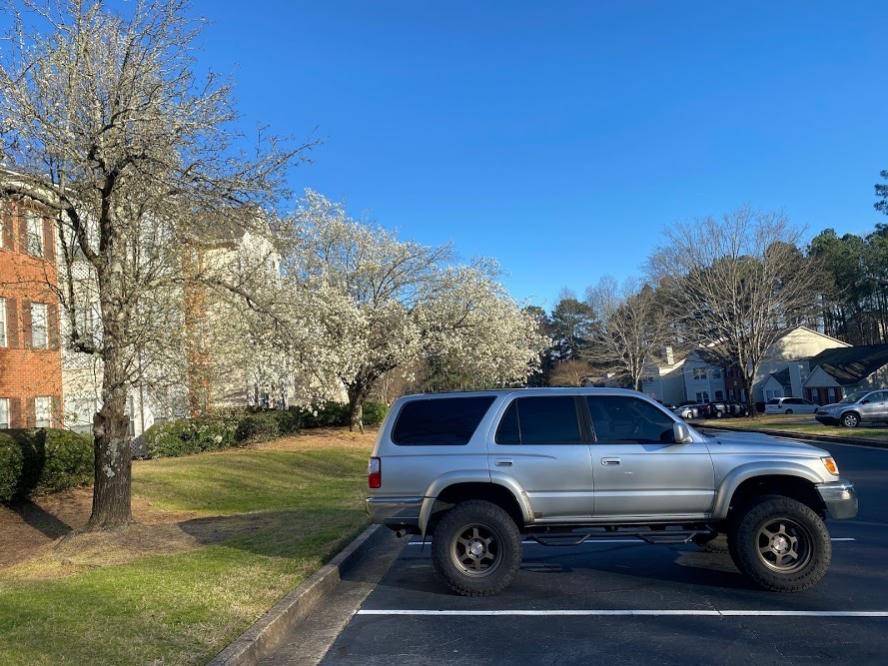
(431, 500, 522, 597)
(841, 412, 860, 428)
(728, 496, 831, 592)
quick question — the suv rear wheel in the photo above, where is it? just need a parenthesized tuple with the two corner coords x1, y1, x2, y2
(431, 500, 522, 596)
(728, 496, 831, 591)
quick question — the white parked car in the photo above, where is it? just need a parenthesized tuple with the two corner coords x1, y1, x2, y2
(764, 397, 818, 415)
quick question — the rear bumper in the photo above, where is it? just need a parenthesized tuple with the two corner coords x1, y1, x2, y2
(816, 481, 858, 520)
(366, 496, 424, 531)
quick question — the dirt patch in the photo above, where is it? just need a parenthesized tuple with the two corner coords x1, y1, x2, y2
(0, 486, 199, 571)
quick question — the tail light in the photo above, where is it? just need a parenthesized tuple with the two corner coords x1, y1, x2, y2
(368, 457, 381, 489)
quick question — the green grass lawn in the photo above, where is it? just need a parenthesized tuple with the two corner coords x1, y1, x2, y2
(698, 414, 888, 442)
(0, 432, 374, 666)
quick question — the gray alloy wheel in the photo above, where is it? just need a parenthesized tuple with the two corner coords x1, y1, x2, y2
(755, 518, 812, 573)
(842, 412, 860, 428)
(450, 524, 502, 577)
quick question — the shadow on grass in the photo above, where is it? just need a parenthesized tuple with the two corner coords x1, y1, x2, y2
(176, 508, 365, 559)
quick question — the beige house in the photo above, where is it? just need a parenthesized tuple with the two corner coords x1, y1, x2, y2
(642, 326, 850, 405)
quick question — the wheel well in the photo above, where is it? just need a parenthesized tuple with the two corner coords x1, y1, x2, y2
(728, 475, 825, 520)
(429, 483, 524, 534)
(841, 410, 860, 419)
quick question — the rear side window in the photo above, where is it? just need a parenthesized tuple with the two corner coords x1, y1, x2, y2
(495, 396, 583, 445)
(392, 397, 495, 445)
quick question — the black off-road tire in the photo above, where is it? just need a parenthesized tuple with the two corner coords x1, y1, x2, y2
(431, 500, 522, 597)
(728, 496, 831, 592)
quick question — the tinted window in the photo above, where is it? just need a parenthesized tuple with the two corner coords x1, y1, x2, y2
(495, 397, 582, 445)
(392, 396, 495, 445)
(586, 396, 676, 444)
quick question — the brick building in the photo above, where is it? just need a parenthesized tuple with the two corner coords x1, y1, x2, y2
(0, 197, 63, 429)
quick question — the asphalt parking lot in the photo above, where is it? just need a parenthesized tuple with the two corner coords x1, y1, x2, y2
(269, 438, 888, 665)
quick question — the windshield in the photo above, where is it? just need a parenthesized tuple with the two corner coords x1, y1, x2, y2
(840, 390, 869, 403)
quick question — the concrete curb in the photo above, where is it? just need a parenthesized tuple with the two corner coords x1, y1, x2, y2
(701, 423, 888, 449)
(207, 524, 380, 666)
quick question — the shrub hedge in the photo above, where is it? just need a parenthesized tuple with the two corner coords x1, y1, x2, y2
(0, 429, 93, 502)
(142, 400, 388, 460)
(0, 400, 393, 501)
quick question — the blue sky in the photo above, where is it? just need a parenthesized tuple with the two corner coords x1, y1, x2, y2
(32, 2, 888, 307)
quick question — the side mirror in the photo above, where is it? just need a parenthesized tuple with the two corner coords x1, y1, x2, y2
(673, 422, 693, 444)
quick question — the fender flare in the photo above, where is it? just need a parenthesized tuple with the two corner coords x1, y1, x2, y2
(419, 470, 534, 534)
(711, 461, 823, 520)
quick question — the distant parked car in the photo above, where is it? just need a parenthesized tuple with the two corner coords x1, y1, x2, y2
(764, 397, 819, 415)
(724, 401, 751, 417)
(673, 403, 698, 420)
(706, 401, 729, 418)
(815, 389, 888, 428)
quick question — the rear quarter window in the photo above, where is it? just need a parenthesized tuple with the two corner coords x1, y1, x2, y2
(391, 396, 496, 445)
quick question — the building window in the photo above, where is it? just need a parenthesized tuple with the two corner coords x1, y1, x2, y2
(692, 368, 707, 380)
(0, 398, 9, 429)
(712, 368, 722, 379)
(715, 390, 724, 400)
(26, 213, 44, 257)
(695, 391, 709, 402)
(31, 302, 48, 348)
(35, 396, 52, 428)
(0, 297, 6, 347)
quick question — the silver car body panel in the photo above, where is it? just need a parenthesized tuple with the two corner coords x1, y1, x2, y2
(366, 388, 855, 534)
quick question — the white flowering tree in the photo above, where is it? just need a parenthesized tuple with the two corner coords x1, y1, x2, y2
(279, 191, 548, 430)
(0, 0, 305, 528)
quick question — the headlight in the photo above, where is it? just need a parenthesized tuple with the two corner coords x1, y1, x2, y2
(821, 457, 839, 475)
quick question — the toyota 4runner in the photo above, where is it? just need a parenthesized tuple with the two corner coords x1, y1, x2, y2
(366, 388, 858, 596)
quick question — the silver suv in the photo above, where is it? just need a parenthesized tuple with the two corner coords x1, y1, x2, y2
(815, 389, 888, 428)
(367, 388, 857, 596)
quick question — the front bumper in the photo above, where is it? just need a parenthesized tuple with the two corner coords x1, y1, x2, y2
(366, 496, 424, 531)
(815, 414, 839, 425)
(816, 481, 858, 520)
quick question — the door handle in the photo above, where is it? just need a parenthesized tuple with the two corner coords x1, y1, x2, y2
(601, 457, 622, 466)
(495, 458, 513, 467)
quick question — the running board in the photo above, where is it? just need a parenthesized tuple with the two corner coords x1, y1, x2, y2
(528, 526, 716, 547)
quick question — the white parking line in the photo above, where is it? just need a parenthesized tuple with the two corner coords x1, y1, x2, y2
(406, 537, 856, 546)
(356, 609, 888, 617)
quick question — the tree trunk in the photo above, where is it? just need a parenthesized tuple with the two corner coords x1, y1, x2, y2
(743, 375, 757, 417)
(87, 392, 132, 529)
(87, 324, 132, 528)
(87, 219, 133, 530)
(347, 385, 366, 433)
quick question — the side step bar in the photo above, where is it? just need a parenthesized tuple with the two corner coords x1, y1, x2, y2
(527, 526, 716, 547)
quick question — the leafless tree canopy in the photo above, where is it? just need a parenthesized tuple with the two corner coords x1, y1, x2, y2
(648, 208, 823, 407)
(584, 277, 668, 390)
